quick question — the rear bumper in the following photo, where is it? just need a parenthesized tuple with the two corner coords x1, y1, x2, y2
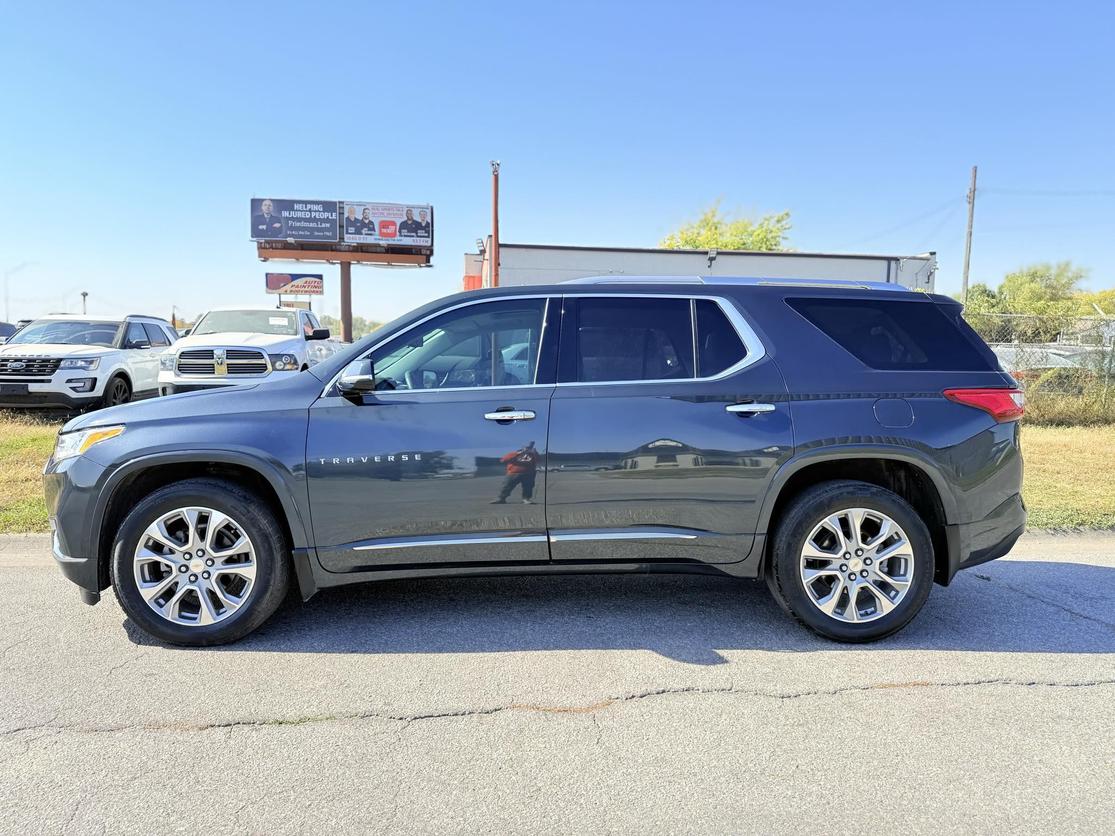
(941, 492, 1026, 584)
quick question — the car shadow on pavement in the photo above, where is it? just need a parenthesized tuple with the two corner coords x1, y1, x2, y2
(124, 558, 1115, 662)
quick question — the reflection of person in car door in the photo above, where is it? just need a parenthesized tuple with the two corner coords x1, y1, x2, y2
(491, 441, 539, 504)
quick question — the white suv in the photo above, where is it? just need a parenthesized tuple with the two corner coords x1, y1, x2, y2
(158, 307, 340, 395)
(0, 314, 178, 410)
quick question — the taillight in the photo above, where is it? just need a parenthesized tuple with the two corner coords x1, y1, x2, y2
(943, 388, 1025, 422)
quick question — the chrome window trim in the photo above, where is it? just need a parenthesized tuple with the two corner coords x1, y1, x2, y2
(321, 294, 555, 397)
(319, 290, 767, 398)
(532, 297, 550, 385)
(555, 292, 766, 386)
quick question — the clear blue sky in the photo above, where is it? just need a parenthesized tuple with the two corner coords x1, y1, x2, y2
(2, 0, 1113, 323)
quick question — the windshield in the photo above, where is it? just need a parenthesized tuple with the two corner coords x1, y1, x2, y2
(6, 320, 121, 347)
(193, 310, 298, 336)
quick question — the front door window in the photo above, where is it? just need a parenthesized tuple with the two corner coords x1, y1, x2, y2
(368, 298, 547, 390)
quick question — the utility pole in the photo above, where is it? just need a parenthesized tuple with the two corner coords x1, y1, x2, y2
(81, 291, 88, 314)
(490, 160, 501, 288)
(961, 165, 978, 303)
(3, 262, 31, 322)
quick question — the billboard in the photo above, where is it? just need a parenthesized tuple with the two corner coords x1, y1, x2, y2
(265, 273, 324, 295)
(250, 198, 339, 242)
(342, 202, 433, 247)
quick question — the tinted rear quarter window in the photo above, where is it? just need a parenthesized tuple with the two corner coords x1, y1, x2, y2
(786, 297, 995, 371)
(695, 300, 746, 376)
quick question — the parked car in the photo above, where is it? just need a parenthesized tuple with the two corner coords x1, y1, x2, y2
(990, 343, 1083, 388)
(44, 278, 1025, 646)
(157, 307, 339, 395)
(0, 314, 177, 409)
(0, 321, 17, 343)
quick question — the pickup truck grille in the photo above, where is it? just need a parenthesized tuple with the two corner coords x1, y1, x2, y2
(0, 357, 60, 377)
(175, 349, 270, 377)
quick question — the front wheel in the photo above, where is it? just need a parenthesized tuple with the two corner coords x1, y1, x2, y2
(100, 375, 131, 408)
(110, 478, 290, 645)
(766, 480, 935, 642)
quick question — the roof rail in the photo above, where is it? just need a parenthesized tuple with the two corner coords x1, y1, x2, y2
(562, 275, 704, 284)
(561, 275, 909, 292)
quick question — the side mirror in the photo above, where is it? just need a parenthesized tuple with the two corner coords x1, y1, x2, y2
(183, 328, 192, 337)
(337, 359, 376, 403)
(127, 339, 151, 350)
(308, 328, 331, 341)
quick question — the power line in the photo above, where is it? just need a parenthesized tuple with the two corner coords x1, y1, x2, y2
(841, 196, 962, 248)
(982, 187, 1115, 197)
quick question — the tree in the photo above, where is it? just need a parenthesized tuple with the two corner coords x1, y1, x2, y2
(963, 261, 1091, 343)
(320, 314, 382, 341)
(996, 261, 1087, 318)
(1077, 288, 1115, 317)
(660, 203, 791, 251)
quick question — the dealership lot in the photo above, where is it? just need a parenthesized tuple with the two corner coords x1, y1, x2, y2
(1, 531, 1112, 833)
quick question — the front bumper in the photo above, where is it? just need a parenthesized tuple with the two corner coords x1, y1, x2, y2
(44, 454, 110, 596)
(941, 492, 1027, 584)
(0, 372, 105, 408)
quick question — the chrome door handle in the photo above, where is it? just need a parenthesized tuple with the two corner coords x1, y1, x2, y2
(484, 410, 536, 422)
(726, 402, 776, 415)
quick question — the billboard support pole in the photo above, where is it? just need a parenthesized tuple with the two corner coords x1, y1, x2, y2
(490, 161, 500, 287)
(339, 262, 353, 342)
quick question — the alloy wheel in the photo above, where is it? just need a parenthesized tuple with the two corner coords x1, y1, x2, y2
(798, 507, 915, 623)
(132, 506, 257, 626)
(108, 379, 130, 405)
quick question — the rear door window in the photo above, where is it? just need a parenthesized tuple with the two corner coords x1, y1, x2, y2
(561, 298, 694, 383)
(786, 298, 995, 371)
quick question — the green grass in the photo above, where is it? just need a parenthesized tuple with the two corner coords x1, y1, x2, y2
(1019, 424, 1115, 529)
(0, 415, 1111, 534)
(0, 411, 63, 533)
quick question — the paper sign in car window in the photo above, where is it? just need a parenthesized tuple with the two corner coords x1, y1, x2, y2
(269, 317, 287, 326)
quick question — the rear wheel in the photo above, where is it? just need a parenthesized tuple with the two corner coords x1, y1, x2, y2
(766, 480, 934, 642)
(110, 478, 290, 645)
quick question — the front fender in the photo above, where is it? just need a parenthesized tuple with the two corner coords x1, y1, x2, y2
(91, 447, 313, 558)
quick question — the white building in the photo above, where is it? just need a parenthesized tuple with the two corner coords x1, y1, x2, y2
(463, 242, 936, 291)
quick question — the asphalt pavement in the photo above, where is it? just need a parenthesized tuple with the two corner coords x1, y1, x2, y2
(1, 531, 1113, 834)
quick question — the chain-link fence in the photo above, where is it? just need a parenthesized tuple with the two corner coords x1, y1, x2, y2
(964, 312, 1115, 424)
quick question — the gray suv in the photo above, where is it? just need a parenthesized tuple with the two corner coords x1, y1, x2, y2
(44, 278, 1025, 645)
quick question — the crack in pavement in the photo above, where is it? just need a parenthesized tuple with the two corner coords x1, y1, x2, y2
(972, 572, 1115, 631)
(3, 677, 1114, 739)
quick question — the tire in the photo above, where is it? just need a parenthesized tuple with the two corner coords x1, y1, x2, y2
(765, 480, 934, 642)
(110, 478, 290, 646)
(100, 374, 131, 408)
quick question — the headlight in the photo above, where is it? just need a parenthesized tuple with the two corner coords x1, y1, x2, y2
(53, 425, 125, 461)
(269, 353, 298, 371)
(59, 357, 100, 370)
(159, 352, 177, 371)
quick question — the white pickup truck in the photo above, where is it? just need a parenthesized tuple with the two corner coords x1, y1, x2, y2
(158, 307, 341, 395)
